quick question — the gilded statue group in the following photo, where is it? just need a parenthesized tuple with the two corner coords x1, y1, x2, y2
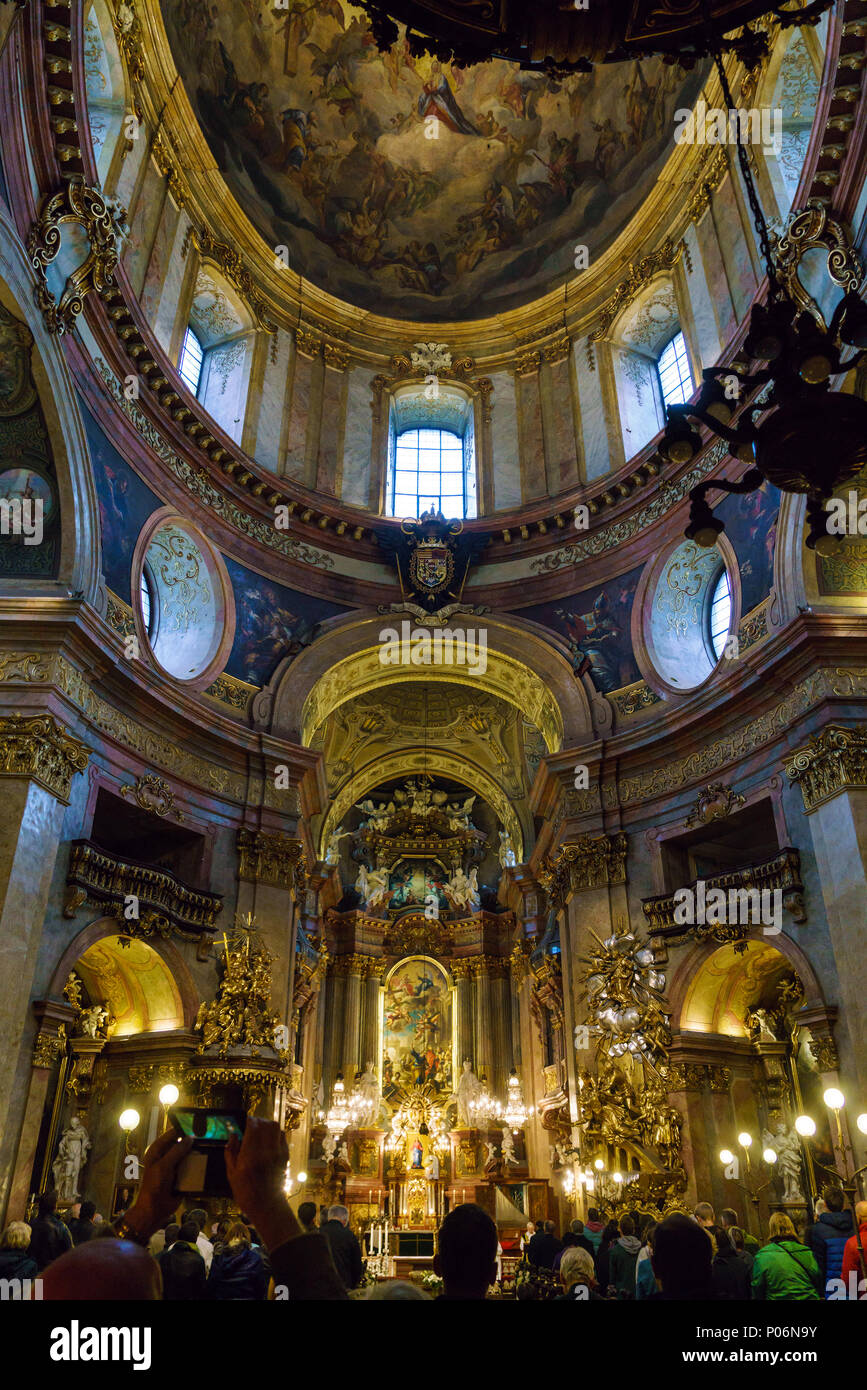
(577, 1060, 683, 1170)
(195, 928, 283, 1057)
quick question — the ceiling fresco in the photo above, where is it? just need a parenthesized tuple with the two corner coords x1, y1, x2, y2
(159, 0, 706, 320)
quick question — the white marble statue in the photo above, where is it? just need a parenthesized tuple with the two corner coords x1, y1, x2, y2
(337, 1141, 350, 1166)
(356, 1062, 381, 1128)
(501, 1127, 520, 1167)
(763, 1122, 805, 1202)
(484, 1141, 498, 1167)
(426, 1153, 441, 1180)
(78, 1004, 110, 1039)
(355, 864, 390, 909)
(466, 866, 480, 911)
(447, 866, 480, 912)
(325, 827, 349, 866)
(446, 795, 476, 831)
(322, 1132, 337, 1163)
(52, 1116, 91, 1204)
(498, 830, 517, 869)
(453, 1060, 484, 1126)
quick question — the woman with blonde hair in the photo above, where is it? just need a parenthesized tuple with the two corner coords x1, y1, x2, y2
(0, 1222, 37, 1283)
(751, 1212, 821, 1300)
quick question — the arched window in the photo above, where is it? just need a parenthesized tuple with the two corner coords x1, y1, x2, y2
(178, 326, 204, 396)
(83, 0, 127, 191)
(388, 427, 472, 519)
(707, 567, 732, 661)
(139, 562, 156, 640)
(657, 332, 693, 408)
(177, 269, 255, 443)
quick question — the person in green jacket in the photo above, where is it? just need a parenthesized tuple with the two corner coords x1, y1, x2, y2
(608, 1214, 642, 1297)
(751, 1212, 821, 1300)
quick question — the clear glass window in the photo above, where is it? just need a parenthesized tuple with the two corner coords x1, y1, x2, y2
(387, 427, 473, 518)
(708, 567, 732, 660)
(179, 326, 204, 396)
(657, 331, 693, 408)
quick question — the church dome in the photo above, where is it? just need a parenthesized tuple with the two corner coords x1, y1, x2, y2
(158, 1, 705, 322)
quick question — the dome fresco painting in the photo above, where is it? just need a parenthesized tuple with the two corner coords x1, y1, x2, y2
(1, 0, 867, 1346)
(160, 0, 706, 319)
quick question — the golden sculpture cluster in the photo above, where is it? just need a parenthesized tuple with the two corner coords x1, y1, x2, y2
(194, 919, 284, 1059)
(580, 925, 671, 1065)
(578, 1060, 683, 1172)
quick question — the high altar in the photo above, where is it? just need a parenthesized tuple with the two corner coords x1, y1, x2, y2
(303, 778, 545, 1258)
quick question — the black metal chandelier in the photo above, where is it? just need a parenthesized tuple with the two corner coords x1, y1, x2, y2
(355, 1, 835, 74)
(660, 22, 867, 555)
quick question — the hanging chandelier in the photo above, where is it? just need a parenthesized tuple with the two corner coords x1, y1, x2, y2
(325, 1073, 353, 1139)
(502, 1069, 529, 1134)
(467, 1071, 503, 1128)
(660, 12, 867, 555)
(355, 2, 832, 74)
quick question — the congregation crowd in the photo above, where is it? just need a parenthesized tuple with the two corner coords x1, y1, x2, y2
(518, 1188, 867, 1300)
(1, 1119, 864, 1301)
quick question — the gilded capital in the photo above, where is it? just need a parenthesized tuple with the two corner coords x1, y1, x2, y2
(786, 725, 867, 812)
(808, 1036, 839, 1072)
(237, 828, 306, 893)
(32, 1024, 66, 1069)
(540, 832, 627, 902)
(0, 714, 90, 803)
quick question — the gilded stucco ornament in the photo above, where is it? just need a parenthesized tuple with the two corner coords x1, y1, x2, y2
(120, 772, 185, 821)
(236, 828, 306, 895)
(684, 782, 746, 828)
(194, 917, 289, 1064)
(28, 179, 128, 335)
(786, 724, 867, 812)
(0, 713, 90, 803)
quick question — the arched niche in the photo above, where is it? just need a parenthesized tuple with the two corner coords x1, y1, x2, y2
(387, 379, 477, 519)
(261, 612, 587, 750)
(608, 275, 686, 460)
(49, 919, 199, 1034)
(82, 0, 129, 194)
(756, 25, 826, 226)
(668, 936, 825, 1037)
(316, 746, 526, 866)
(181, 263, 256, 445)
(0, 240, 100, 600)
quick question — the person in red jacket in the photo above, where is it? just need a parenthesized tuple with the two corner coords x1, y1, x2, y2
(840, 1201, 867, 1289)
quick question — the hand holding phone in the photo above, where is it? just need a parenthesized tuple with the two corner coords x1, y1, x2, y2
(168, 1107, 246, 1198)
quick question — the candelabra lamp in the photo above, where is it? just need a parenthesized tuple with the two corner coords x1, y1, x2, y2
(719, 1132, 777, 1236)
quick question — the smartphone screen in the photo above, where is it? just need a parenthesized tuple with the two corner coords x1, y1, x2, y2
(168, 1108, 245, 1197)
(169, 1110, 245, 1143)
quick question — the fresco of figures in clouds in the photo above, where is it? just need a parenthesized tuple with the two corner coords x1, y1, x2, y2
(159, 0, 706, 320)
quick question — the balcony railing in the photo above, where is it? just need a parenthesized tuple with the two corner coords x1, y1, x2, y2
(64, 839, 222, 941)
(641, 847, 805, 944)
